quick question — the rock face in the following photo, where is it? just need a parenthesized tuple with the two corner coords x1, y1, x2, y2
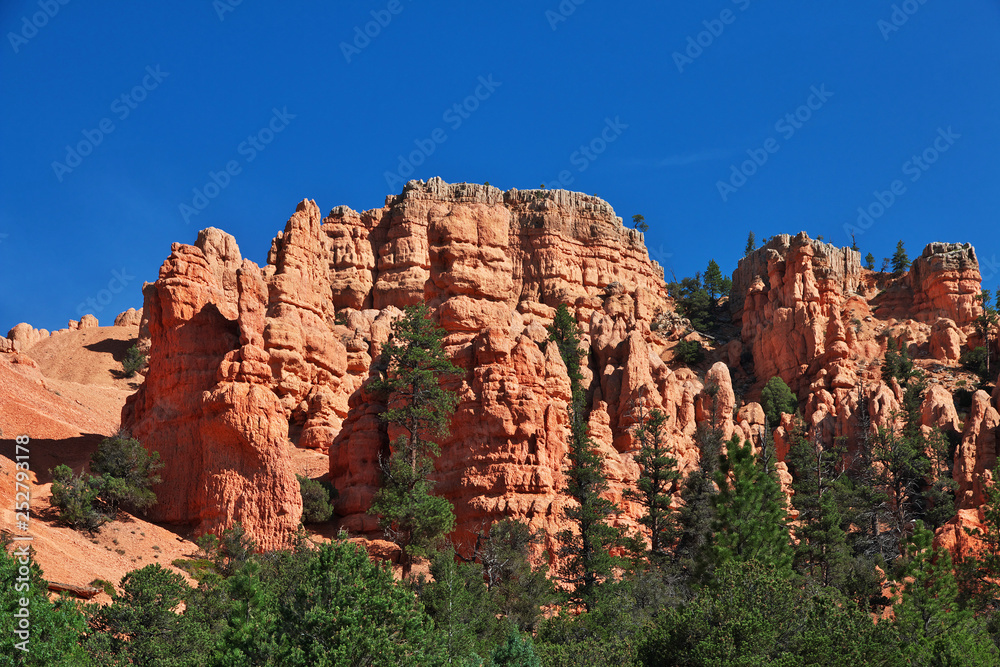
(125, 179, 758, 552)
(124, 179, 992, 556)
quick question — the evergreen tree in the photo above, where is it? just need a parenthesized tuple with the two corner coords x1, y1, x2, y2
(786, 420, 853, 588)
(706, 434, 793, 577)
(850, 233, 859, 252)
(368, 303, 460, 573)
(957, 461, 1000, 611)
(760, 376, 797, 426)
(623, 399, 679, 562)
(675, 386, 723, 576)
(632, 214, 648, 233)
(417, 551, 498, 662)
(864, 252, 875, 271)
(549, 304, 626, 610)
(488, 631, 542, 667)
(702, 259, 726, 300)
(974, 288, 998, 381)
(744, 231, 756, 257)
(89, 431, 163, 517)
(891, 523, 998, 664)
(665, 275, 713, 332)
(891, 240, 910, 276)
(476, 519, 557, 632)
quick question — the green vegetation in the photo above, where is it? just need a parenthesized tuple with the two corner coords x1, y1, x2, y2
(891, 239, 910, 276)
(120, 343, 146, 378)
(760, 375, 797, 426)
(865, 252, 875, 270)
(50, 432, 162, 531)
(296, 474, 335, 524)
(368, 303, 459, 573)
(549, 304, 627, 611)
(744, 231, 756, 256)
(674, 339, 704, 364)
(632, 213, 648, 233)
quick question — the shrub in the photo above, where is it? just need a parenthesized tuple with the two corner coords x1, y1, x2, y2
(50, 464, 107, 531)
(121, 344, 146, 378)
(760, 376, 798, 426)
(675, 340, 705, 365)
(961, 346, 989, 382)
(90, 431, 163, 515)
(297, 474, 336, 523)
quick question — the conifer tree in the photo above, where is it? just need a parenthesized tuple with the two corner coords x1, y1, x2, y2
(675, 385, 723, 576)
(958, 461, 1000, 610)
(632, 213, 648, 233)
(368, 303, 460, 574)
(865, 252, 875, 270)
(706, 433, 793, 577)
(623, 394, 679, 562)
(549, 304, 625, 610)
(703, 259, 726, 301)
(891, 240, 910, 276)
(744, 231, 756, 257)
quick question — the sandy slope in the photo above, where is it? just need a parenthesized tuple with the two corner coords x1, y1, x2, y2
(0, 326, 199, 602)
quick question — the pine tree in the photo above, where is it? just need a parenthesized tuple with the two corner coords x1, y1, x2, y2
(744, 231, 756, 257)
(706, 434, 793, 577)
(786, 420, 852, 588)
(549, 304, 626, 610)
(675, 386, 723, 576)
(891, 240, 910, 276)
(974, 288, 998, 381)
(957, 461, 1000, 610)
(368, 303, 460, 574)
(864, 252, 875, 271)
(623, 395, 679, 562)
(632, 214, 648, 233)
(759, 376, 797, 426)
(703, 259, 725, 301)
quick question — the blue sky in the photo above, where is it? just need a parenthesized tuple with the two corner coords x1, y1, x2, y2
(2, 1, 999, 333)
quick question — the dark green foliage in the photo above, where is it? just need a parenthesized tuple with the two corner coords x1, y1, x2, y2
(120, 343, 145, 378)
(477, 519, 557, 632)
(84, 564, 193, 666)
(957, 461, 1000, 610)
(881, 337, 917, 387)
(296, 474, 335, 524)
(674, 339, 704, 365)
(368, 303, 459, 571)
(891, 240, 910, 276)
(702, 259, 731, 300)
(760, 376, 797, 426)
(666, 275, 713, 332)
(891, 523, 998, 664)
(213, 539, 446, 666)
(200, 522, 257, 577)
(416, 551, 498, 661)
(623, 404, 679, 560)
(675, 418, 723, 576)
(488, 631, 541, 667)
(706, 435, 793, 577)
(638, 560, 890, 667)
(865, 252, 876, 270)
(50, 464, 107, 531)
(89, 431, 162, 516)
(549, 304, 626, 610)
(961, 346, 990, 383)
(1, 546, 89, 666)
(744, 231, 756, 256)
(632, 213, 648, 233)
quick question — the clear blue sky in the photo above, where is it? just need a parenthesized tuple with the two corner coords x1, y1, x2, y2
(2, 1, 999, 333)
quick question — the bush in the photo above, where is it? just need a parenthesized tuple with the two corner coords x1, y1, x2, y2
(675, 340, 705, 365)
(297, 474, 336, 523)
(961, 346, 989, 382)
(90, 431, 163, 515)
(121, 344, 146, 378)
(50, 464, 107, 531)
(760, 376, 797, 426)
